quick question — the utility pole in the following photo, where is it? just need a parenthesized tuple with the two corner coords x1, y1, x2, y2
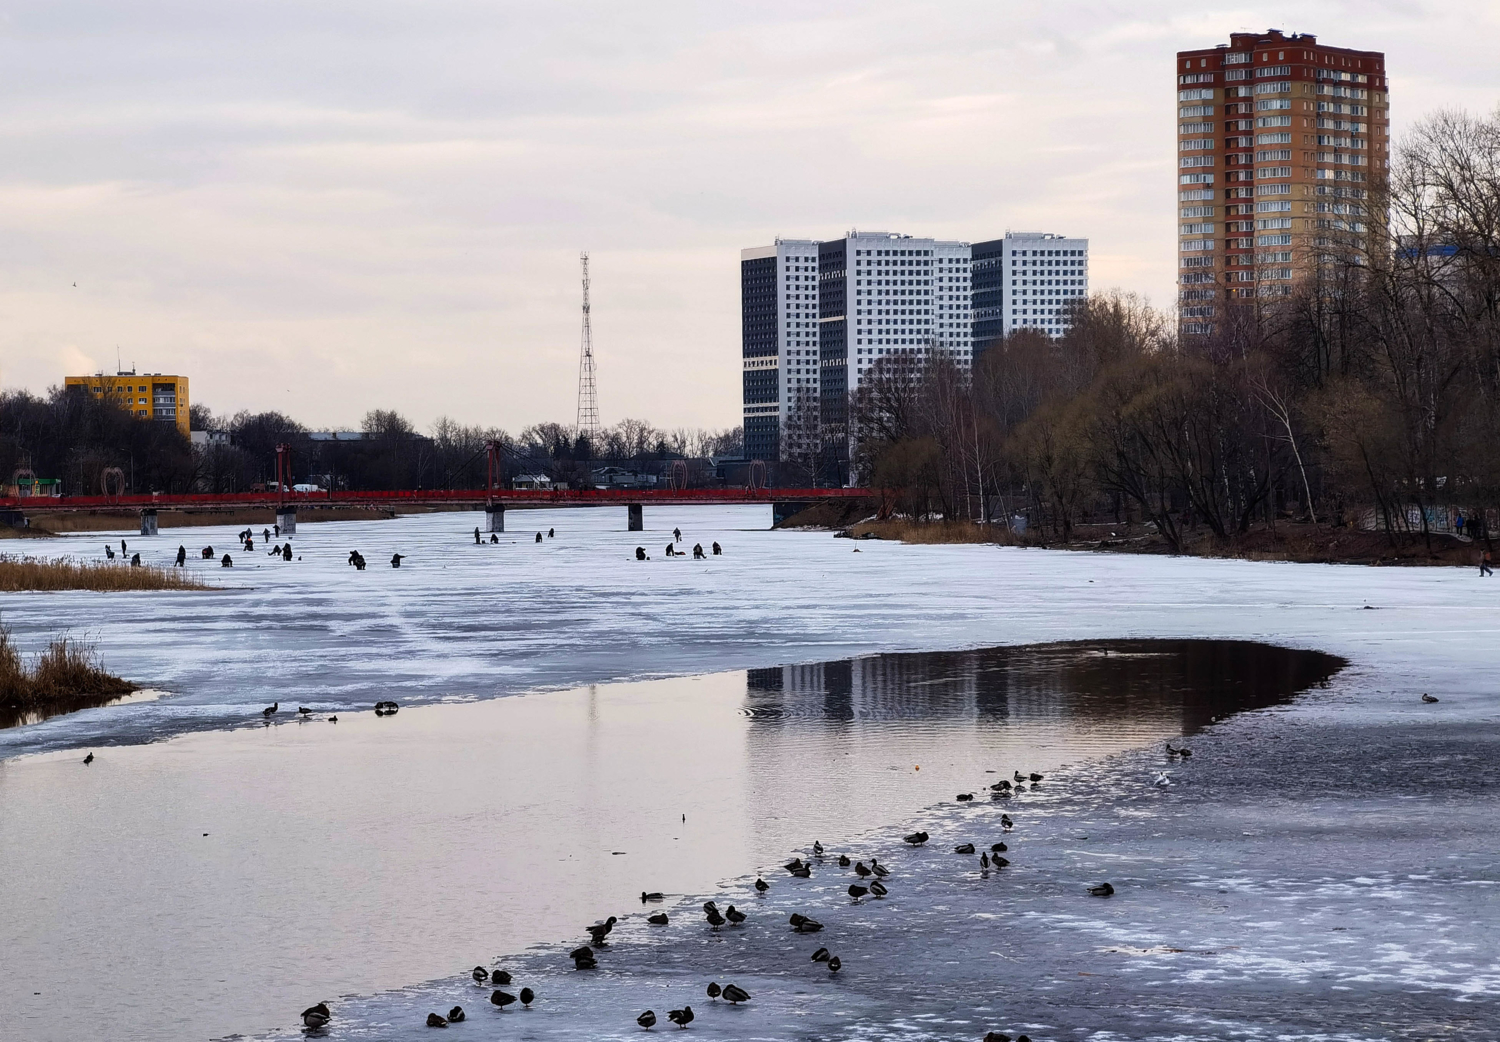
(576, 251, 600, 447)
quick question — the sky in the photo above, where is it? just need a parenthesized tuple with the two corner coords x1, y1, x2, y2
(0, 1, 1496, 433)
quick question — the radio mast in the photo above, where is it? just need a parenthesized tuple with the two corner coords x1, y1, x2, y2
(576, 251, 600, 445)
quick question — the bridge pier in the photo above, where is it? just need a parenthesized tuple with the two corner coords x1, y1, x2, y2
(139, 508, 158, 536)
(276, 507, 297, 536)
(627, 504, 643, 531)
(772, 501, 814, 527)
(486, 504, 505, 533)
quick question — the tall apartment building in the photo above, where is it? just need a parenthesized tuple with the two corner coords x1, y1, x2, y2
(1176, 29, 1389, 335)
(65, 370, 190, 437)
(972, 232, 1090, 352)
(741, 230, 972, 464)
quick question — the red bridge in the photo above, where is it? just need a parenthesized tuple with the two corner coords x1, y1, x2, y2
(1, 487, 874, 533)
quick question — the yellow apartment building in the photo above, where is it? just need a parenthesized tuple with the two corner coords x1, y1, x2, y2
(65, 371, 191, 438)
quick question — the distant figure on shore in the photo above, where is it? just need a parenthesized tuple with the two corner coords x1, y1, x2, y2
(712, 541, 721, 555)
(104, 544, 115, 559)
(635, 547, 647, 560)
(535, 532, 543, 543)
(221, 553, 233, 567)
(282, 543, 293, 561)
(692, 543, 705, 559)
(673, 527, 682, 542)
(201, 546, 214, 559)
(176, 545, 187, 566)
(130, 552, 141, 566)
(490, 533, 498, 543)
(548, 528, 554, 538)
(391, 553, 405, 568)
(474, 527, 482, 544)
(1482, 550, 1493, 577)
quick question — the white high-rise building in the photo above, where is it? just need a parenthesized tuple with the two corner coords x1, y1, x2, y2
(740, 231, 972, 464)
(970, 232, 1090, 347)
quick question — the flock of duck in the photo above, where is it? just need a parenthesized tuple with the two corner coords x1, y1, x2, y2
(290, 762, 1128, 1040)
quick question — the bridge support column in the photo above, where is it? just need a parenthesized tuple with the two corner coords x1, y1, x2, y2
(772, 501, 814, 527)
(486, 504, 505, 533)
(276, 507, 297, 536)
(627, 504, 643, 531)
(139, 508, 158, 536)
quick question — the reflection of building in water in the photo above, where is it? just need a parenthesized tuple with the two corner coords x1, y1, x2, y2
(747, 641, 1344, 732)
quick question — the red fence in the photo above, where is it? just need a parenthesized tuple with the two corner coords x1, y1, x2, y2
(1, 487, 872, 513)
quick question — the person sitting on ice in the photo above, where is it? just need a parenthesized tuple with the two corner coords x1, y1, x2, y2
(665, 543, 677, 557)
(535, 532, 543, 543)
(391, 553, 405, 568)
(269, 544, 281, 556)
(201, 546, 214, 559)
(221, 553, 234, 567)
(282, 543, 293, 561)
(712, 541, 722, 555)
(692, 543, 705, 559)
(130, 552, 141, 566)
(490, 533, 499, 543)
(635, 547, 648, 561)
(104, 544, 115, 559)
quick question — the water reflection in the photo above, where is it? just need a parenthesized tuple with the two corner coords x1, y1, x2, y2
(746, 640, 1343, 732)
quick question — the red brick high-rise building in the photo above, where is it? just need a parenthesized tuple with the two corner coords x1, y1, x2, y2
(1176, 29, 1389, 334)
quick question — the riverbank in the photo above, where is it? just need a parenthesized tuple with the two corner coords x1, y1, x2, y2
(796, 506, 1484, 568)
(0, 630, 136, 730)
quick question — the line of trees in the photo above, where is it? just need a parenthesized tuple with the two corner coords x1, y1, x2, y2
(0, 389, 744, 496)
(851, 108, 1500, 550)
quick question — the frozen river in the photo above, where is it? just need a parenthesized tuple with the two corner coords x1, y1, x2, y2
(1, 506, 1498, 1041)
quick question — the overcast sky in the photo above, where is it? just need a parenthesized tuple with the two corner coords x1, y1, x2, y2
(1, 1, 1496, 433)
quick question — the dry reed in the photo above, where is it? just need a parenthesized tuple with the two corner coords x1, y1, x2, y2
(0, 624, 136, 726)
(0, 554, 211, 592)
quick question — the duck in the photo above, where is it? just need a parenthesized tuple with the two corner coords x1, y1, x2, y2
(1166, 742, 1193, 757)
(827, 956, 841, 972)
(703, 900, 718, 914)
(954, 843, 976, 854)
(983, 1033, 1010, 1042)
(301, 1002, 331, 1028)
(492, 969, 513, 986)
(328, 715, 338, 723)
(795, 916, 823, 933)
(789, 862, 811, 878)
(1088, 882, 1115, 897)
(789, 912, 806, 928)
(870, 860, 889, 878)
(706, 982, 721, 1001)
(957, 793, 974, 802)
(472, 966, 489, 983)
(725, 905, 746, 924)
(1422, 693, 1440, 703)
(637, 1009, 657, 1028)
(990, 779, 1012, 791)
(1153, 772, 1172, 787)
(992, 855, 1011, 867)
(705, 908, 726, 927)
(812, 840, 824, 856)
(262, 702, 279, 717)
(721, 984, 750, 1004)
(754, 877, 769, 893)
(587, 915, 618, 945)
(667, 1006, 694, 1028)
(491, 989, 517, 1008)
(647, 912, 669, 925)
(569, 946, 597, 970)
(297, 706, 312, 716)
(447, 1006, 465, 1022)
(980, 853, 990, 869)
(784, 857, 807, 873)
(991, 842, 1008, 852)
(641, 891, 664, 902)
(1001, 815, 1014, 831)
(426, 1012, 447, 1027)
(837, 854, 851, 867)
(854, 861, 872, 878)
(869, 880, 888, 897)
(903, 831, 929, 845)
(811, 947, 830, 962)
(848, 883, 869, 899)
(519, 988, 534, 1007)
(83, 753, 94, 765)
(1013, 771, 1026, 782)
(1029, 772, 1044, 782)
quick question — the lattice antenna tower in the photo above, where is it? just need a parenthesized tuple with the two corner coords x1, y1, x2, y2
(576, 251, 601, 444)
